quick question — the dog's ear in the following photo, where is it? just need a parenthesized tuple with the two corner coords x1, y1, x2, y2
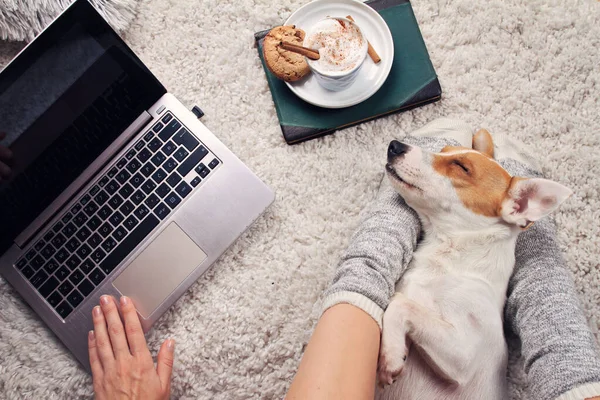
(472, 129, 494, 158)
(501, 177, 572, 229)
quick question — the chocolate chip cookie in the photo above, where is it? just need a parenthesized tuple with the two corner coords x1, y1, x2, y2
(263, 25, 311, 82)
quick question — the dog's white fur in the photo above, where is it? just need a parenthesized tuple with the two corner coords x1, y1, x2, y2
(377, 134, 571, 400)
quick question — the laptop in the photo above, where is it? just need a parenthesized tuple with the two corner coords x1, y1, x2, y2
(0, 0, 274, 371)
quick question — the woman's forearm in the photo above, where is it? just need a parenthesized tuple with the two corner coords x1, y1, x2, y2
(286, 304, 380, 400)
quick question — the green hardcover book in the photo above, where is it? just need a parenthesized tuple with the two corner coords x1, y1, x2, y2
(255, 0, 441, 144)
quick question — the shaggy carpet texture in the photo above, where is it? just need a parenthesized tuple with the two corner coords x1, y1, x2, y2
(0, 0, 599, 398)
(0, 0, 141, 41)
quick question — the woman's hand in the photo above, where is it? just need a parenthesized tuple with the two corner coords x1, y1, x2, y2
(0, 132, 13, 182)
(89, 295, 175, 400)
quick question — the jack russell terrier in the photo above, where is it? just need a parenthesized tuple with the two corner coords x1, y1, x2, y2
(377, 129, 572, 399)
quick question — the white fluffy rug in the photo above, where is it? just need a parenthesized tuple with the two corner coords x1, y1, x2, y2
(1, 0, 599, 398)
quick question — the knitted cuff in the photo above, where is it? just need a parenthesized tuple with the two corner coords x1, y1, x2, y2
(322, 291, 384, 330)
(555, 382, 600, 400)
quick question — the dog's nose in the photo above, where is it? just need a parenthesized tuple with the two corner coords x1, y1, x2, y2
(388, 140, 409, 158)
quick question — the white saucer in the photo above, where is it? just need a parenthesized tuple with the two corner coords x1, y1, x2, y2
(284, 0, 394, 109)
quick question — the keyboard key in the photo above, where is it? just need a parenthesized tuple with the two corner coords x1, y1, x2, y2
(101, 237, 118, 253)
(161, 113, 173, 124)
(71, 204, 82, 215)
(16, 258, 27, 270)
(100, 215, 159, 275)
(66, 290, 84, 308)
(65, 238, 81, 253)
(119, 183, 134, 198)
(165, 192, 181, 209)
(51, 233, 66, 249)
(99, 176, 109, 187)
(137, 148, 152, 163)
(81, 258, 96, 274)
(178, 146, 208, 176)
(150, 152, 167, 167)
(175, 181, 192, 198)
(152, 168, 168, 184)
(94, 190, 110, 206)
(55, 266, 70, 281)
(90, 185, 100, 196)
(161, 141, 177, 156)
(58, 280, 73, 296)
(109, 211, 125, 227)
(99, 223, 113, 238)
(145, 194, 160, 209)
(196, 166, 210, 179)
(125, 149, 137, 160)
(141, 179, 157, 195)
(135, 140, 145, 151)
(31, 255, 45, 270)
(30, 270, 48, 288)
(78, 279, 95, 296)
(117, 158, 128, 169)
(134, 205, 150, 220)
(144, 131, 155, 141)
(76, 226, 92, 242)
(55, 249, 69, 264)
(69, 270, 85, 285)
(130, 173, 145, 188)
(76, 243, 92, 259)
(55, 301, 73, 319)
(34, 240, 46, 252)
(190, 176, 201, 187)
(163, 158, 178, 173)
(107, 167, 118, 179)
(41, 244, 56, 259)
(154, 203, 170, 220)
(208, 158, 220, 169)
(105, 180, 120, 196)
(84, 201, 99, 217)
(158, 119, 181, 141)
(25, 249, 36, 260)
(80, 194, 91, 206)
(91, 249, 107, 264)
(126, 159, 142, 174)
(43, 230, 55, 242)
(131, 190, 146, 205)
(62, 212, 73, 224)
(66, 254, 82, 270)
(87, 216, 102, 231)
(43, 259, 59, 274)
(73, 212, 89, 227)
(89, 268, 106, 286)
(21, 265, 35, 279)
(152, 122, 164, 133)
(98, 205, 112, 220)
(123, 215, 139, 231)
(173, 147, 189, 162)
(148, 138, 163, 153)
(116, 170, 131, 185)
(47, 291, 62, 307)
(52, 221, 64, 233)
(173, 128, 199, 151)
(109, 194, 124, 210)
(119, 200, 136, 216)
(156, 183, 170, 198)
(140, 163, 156, 178)
(113, 226, 128, 241)
(167, 173, 182, 188)
(62, 223, 77, 238)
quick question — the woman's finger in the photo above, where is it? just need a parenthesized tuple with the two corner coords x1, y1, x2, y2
(120, 296, 150, 357)
(92, 305, 115, 365)
(88, 330, 104, 379)
(99, 295, 131, 358)
(156, 339, 175, 391)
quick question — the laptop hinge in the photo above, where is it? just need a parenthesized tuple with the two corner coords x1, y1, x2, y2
(15, 111, 153, 248)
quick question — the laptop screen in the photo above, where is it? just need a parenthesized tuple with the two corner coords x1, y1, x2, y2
(0, 0, 166, 254)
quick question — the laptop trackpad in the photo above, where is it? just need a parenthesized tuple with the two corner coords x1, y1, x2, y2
(113, 222, 207, 319)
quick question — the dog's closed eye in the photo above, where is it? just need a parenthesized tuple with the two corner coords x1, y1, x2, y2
(452, 160, 470, 174)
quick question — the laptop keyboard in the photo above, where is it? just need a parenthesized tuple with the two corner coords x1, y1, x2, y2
(14, 112, 221, 319)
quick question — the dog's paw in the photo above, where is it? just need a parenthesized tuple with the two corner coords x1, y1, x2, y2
(377, 350, 407, 387)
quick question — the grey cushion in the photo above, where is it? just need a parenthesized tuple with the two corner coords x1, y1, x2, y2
(0, 0, 140, 42)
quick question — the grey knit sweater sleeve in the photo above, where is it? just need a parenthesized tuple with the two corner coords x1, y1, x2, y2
(322, 137, 600, 399)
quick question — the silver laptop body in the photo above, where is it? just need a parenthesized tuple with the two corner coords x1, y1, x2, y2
(0, 0, 274, 372)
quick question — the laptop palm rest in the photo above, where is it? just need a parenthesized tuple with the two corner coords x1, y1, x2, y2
(113, 222, 207, 318)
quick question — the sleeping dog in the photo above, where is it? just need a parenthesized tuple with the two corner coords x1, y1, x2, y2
(377, 129, 571, 399)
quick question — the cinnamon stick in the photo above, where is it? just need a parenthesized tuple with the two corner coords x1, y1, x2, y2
(279, 41, 320, 60)
(346, 15, 381, 64)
